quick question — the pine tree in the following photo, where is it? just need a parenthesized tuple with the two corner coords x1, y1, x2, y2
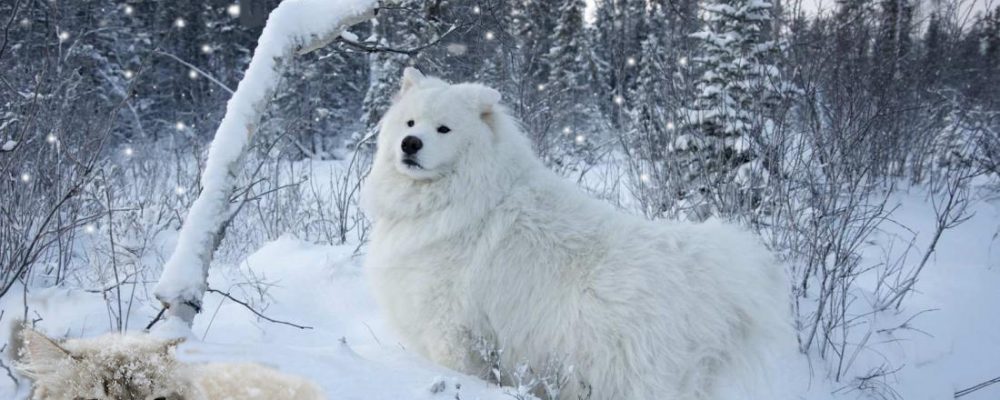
(537, 0, 602, 173)
(921, 12, 946, 89)
(590, 0, 650, 126)
(874, 0, 917, 174)
(543, 0, 588, 126)
(622, 0, 701, 217)
(973, 9, 1000, 109)
(628, 1, 672, 156)
(513, 0, 555, 87)
(675, 0, 791, 217)
(874, 0, 915, 86)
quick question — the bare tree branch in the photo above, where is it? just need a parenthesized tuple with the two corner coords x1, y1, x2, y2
(207, 288, 312, 330)
(955, 376, 1000, 398)
(0, 0, 22, 62)
(335, 25, 456, 56)
(154, 50, 235, 94)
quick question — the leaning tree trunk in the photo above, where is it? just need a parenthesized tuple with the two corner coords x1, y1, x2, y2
(152, 0, 377, 333)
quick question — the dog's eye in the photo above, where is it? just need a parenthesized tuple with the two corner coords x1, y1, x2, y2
(406, 120, 415, 127)
(437, 125, 451, 134)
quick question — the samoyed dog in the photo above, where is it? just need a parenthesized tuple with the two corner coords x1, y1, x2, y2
(11, 327, 324, 400)
(362, 68, 789, 399)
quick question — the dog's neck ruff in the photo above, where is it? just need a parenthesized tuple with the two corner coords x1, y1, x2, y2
(365, 154, 524, 228)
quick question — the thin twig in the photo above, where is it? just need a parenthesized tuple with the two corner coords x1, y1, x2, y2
(104, 177, 123, 331)
(206, 288, 312, 330)
(154, 50, 235, 94)
(84, 271, 138, 294)
(955, 376, 1000, 398)
(0, 356, 17, 389)
(0, 309, 16, 386)
(0, 0, 22, 62)
(145, 308, 166, 331)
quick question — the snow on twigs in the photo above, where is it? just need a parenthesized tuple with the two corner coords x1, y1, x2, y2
(153, 0, 377, 330)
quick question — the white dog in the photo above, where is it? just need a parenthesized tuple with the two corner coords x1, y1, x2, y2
(362, 68, 789, 399)
(11, 328, 324, 400)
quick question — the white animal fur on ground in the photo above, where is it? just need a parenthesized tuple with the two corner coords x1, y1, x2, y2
(12, 329, 324, 400)
(362, 68, 791, 400)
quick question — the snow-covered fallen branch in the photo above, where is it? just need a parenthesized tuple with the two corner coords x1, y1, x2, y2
(152, 0, 377, 332)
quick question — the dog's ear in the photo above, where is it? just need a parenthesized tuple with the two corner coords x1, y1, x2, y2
(453, 83, 501, 116)
(21, 329, 71, 366)
(400, 67, 425, 94)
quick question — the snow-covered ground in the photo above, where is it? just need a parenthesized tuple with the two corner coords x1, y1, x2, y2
(865, 188, 1000, 400)
(1, 183, 997, 400)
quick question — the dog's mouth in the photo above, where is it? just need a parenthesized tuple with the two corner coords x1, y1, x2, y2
(401, 158, 423, 169)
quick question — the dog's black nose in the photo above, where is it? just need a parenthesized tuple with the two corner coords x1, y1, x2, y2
(401, 136, 423, 155)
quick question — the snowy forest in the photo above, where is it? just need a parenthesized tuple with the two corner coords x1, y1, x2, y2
(1, 0, 999, 399)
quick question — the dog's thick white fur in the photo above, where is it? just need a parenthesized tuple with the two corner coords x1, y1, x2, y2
(12, 328, 324, 400)
(362, 68, 789, 399)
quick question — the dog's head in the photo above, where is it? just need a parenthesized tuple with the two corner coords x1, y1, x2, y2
(13, 327, 188, 400)
(376, 67, 502, 181)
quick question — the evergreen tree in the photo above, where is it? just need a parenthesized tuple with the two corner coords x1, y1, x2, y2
(675, 0, 791, 217)
(921, 12, 947, 89)
(510, 0, 557, 109)
(542, 0, 588, 130)
(590, 0, 650, 126)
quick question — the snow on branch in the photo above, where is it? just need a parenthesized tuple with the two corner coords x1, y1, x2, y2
(152, 0, 377, 333)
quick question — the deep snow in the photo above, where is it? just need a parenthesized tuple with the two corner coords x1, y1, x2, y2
(1, 181, 997, 400)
